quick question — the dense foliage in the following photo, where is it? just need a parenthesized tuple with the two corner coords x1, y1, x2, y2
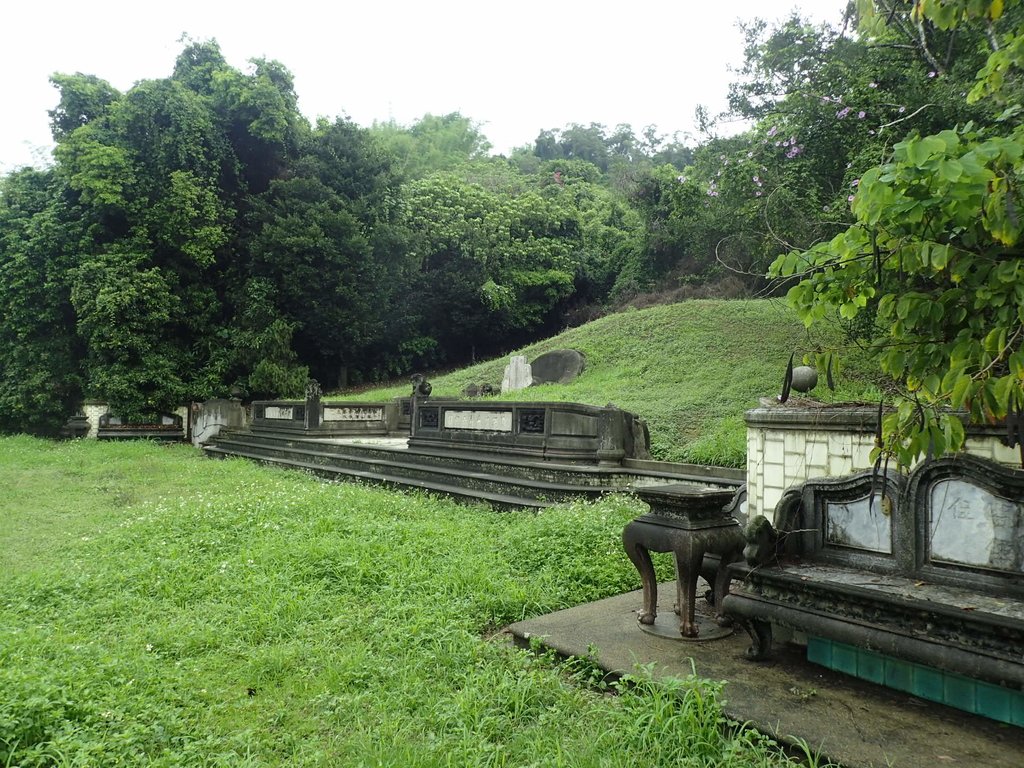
(1, 3, 1017, 439)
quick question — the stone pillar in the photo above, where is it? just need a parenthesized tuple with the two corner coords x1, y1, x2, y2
(596, 407, 627, 466)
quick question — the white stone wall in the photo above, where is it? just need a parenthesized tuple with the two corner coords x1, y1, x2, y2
(746, 407, 1020, 523)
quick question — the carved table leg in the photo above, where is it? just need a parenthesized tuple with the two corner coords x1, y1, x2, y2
(622, 524, 658, 625)
(736, 618, 773, 660)
(674, 545, 702, 638)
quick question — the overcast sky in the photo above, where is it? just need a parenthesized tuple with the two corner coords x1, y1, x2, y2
(2, 1, 845, 174)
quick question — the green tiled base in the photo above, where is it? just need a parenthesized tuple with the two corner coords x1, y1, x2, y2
(806, 637, 1024, 728)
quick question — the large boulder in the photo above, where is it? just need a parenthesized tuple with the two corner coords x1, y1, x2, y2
(531, 349, 586, 386)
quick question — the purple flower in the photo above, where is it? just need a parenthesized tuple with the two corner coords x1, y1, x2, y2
(755, 190, 763, 197)
(767, 126, 778, 137)
(837, 107, 851, 119)
(858, 111, 866, 119)
(928, 71, 937, 78)
(676, 175, 687, 183)
(869, 82, 878, 88)
(851, 179, 860, 187)
(752, 175, 760, 183)
(848, 195, 855, 202)
(898, 106, 906, 113)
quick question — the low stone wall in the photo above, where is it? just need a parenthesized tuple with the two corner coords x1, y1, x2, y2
(746, 406, 1020, 522)
(408, 400, 649, 465)
(82, 401, 189, 440)
(251, 399, 398, 436)
(191, 399, 247, 446)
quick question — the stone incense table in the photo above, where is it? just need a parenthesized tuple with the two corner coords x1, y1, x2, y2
(623, 485, 744, 640)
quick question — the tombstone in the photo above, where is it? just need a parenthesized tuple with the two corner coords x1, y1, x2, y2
(501, 355, 532, 393)
(531, 349, 586, 386)
(462, 383, 481, 398)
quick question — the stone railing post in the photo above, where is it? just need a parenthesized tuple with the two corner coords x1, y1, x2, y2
(304, 379, 322, 430)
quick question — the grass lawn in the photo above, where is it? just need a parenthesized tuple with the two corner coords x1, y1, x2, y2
(0, 437, 833, 767)
(339, 299, 883, 467)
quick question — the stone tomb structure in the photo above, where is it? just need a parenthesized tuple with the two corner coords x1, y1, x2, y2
(745, 404, 1020, 521)
(96, 411, 185, 440)
(530, 349, 585, 386)
(722, 454, 1024, 725)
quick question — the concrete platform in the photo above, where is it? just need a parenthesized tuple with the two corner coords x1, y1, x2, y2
(507, 584, 1024, 768)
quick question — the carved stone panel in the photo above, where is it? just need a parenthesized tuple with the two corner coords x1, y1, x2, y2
(825, 495, 893, 553)
(518, 409, 546, 434)
(418, 407, 439, 429)
(323, 406, 385, 422)
(264, 406, 293, 420)
(443, 410, 513, 432)
(929, 479, 1024, 573)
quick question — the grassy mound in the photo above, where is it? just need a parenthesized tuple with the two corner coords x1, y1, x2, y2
(344, 299, 882, 466)
(1, 437, 833, 767)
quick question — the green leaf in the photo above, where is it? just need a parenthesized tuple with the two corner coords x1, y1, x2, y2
(951, 374, 973, 407)
(939, 159, 964, 182)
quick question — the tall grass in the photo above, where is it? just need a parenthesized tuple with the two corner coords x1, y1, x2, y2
(1, 437, 833, 767)
(339, 300, 882, 467)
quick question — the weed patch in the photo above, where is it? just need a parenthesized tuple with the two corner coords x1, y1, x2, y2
(1, 438, 834, 766)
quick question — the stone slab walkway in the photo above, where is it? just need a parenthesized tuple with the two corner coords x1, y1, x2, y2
(507, 584, 1023, 768)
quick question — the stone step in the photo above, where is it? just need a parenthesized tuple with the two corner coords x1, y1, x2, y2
(205, 429, 743, 510)
(203, 443, 551, 510)
(215, 428, 743, 489)
(206, 435, 605, 503)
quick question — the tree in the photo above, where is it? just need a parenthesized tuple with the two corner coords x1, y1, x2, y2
(0, 169, 83, 433)
(771, 0, 1024, 465)
(48, 73, 121, 141)
(245, 118, 406, 387)
(402, 172, 580, 361)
